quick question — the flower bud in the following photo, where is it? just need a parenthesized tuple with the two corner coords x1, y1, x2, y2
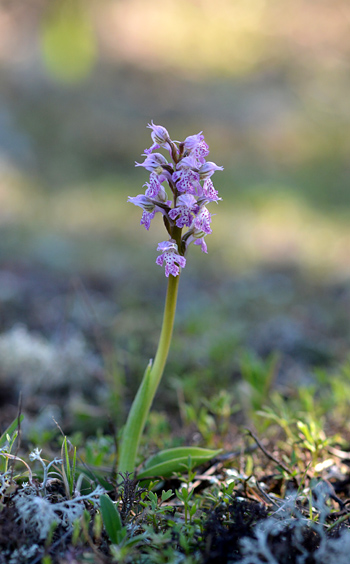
(199, 161, 224, 179)
(128, 194, 155, 212)
(147, 121, 170, 145)
(192, 228, 206, 240)
(157, 239, 178, 253)
(156, 185, 168, 203)
(135, 153, 168, 174)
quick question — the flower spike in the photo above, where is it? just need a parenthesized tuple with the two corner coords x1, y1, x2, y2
(129, 122, 223, 275)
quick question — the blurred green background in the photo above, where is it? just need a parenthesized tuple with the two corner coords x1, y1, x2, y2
(1, 0, 349, 275)
(1, 0, 350, 435)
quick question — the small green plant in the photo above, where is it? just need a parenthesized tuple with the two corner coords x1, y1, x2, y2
(176, 486, 198, 526)
(256, 391, 333, 478)
(238, 350, 279, 416)
(0, 415, 24, 474)
(296, 419, 330, 465)
(139, 489, 174, 532)
(315, 358, 350, 422)
(61, 436, 77, 498)
(256, 392, 298, 442)
(180, 390, 239, 445)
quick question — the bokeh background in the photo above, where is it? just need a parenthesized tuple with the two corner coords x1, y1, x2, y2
(1, 0, 350, 439)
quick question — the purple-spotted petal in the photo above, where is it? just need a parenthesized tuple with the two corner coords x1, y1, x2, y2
(183, 132, 204, 151)
(141, 209, 156, 230)
(156, 240, 186, 277)
(144, 172, 164, 198)
(194, 237, 208, 253)
(202, 178, 221, 201)
(169, 194, 198, 228)
(193, 206, 212, 234)
(173, 168, 201, 195)
(183, 132, 209, 165)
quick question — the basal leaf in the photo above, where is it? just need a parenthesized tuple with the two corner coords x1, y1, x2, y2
(137, 446, 221, 479)
(99, 494, 126, 545)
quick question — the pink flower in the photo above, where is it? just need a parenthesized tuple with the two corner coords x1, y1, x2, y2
(194, 237, 208, 253)
(143, 172, 163, 198)
(183, 132, 209, 164)
(193, 205, 212, 235)
(128, 182, 170, 231)
(156, 240, 186, 277)
(172, 167, 201, 195)
(168, 194, 198, 228)
(132, 122, 223, 275)
(202, 178, 221, 201)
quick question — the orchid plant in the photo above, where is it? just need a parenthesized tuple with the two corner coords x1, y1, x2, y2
(117, 123, 223, 478)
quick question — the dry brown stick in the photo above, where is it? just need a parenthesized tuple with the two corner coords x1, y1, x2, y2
(254, 479, 280, 508)
(190, 461, 222, 491)
(327, 445, 350, 460)
(246, 429, 299, 488)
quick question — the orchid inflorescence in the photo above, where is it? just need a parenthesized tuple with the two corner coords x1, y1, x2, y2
(119, 123, 223, 475)
(128, 122, 223, 277)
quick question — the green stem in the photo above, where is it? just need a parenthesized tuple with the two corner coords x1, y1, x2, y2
(118, 273, 180, 475)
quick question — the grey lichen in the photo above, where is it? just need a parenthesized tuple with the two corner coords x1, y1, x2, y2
(0, 324, 101, 395)
(237, 486, 350, 564)
(14, 486, 104, 540)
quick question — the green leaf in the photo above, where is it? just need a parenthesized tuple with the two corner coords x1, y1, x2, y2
(161, 490, 173, 502)
(99, 494, 126, 545)
(137, 446, 222, 479)
(78, 467, 114, 493)
(0, 415, 24, 448)
(297, 421, 314, 444)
